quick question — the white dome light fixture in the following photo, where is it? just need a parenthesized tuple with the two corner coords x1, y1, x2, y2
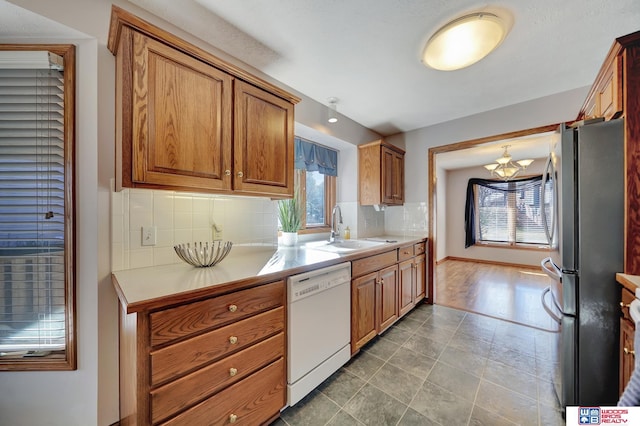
(422, 12, 508, 71)
(327, 97, 339, 123)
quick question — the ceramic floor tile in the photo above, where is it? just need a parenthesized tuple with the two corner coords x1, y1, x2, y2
(343, 383, 408, 426)
(475, 380, 539, 426)
(538, 402, 565, 426)
(281, 390, 341, 426)
(325, 410, 362, 426)
(317, 369, 366, 407)
(386, 346, 436, 380)
(438, 346, 488, 378)
(413, 320, 456, 343)
(402, 333, 447, 359)
(427, 360, 481, 402)
(343, 351, 385, 381)
(483, 359, 538, 399)
(362, 336, 400, 361)
(410, 381, 474, 426)
(447, 332, 493, 357)
(393, 316, 425, 332)
(468, 405, 518, 426)
(368, 362, 424, 404)
(488, 344, 537, 373)
(380, 325, 414, 345)
(397, 407, 442, 425)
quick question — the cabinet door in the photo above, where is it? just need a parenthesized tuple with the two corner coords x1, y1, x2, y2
(398, 259, 414, 317)
(413, 254, 426, 303)
(620, 317, 635, 396)
(381, 147, 404, 205)
(132, 32, 233, 191)
(234, 80, 294, 197)
(377, 265, 398, 333)
(351, 272, 378, 354)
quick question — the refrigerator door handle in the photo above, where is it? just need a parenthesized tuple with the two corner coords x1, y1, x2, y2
(541, 256, 562, 282)
(540, 155, 555, 246)
(541, 287, 562, 324)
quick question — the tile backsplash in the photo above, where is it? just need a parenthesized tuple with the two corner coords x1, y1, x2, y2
(111, 185, 278, 271)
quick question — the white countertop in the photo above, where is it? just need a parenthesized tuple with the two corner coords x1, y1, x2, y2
(112, 235, 426, 312)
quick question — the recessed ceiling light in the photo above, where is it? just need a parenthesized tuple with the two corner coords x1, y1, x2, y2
(422, 12, 509, 71)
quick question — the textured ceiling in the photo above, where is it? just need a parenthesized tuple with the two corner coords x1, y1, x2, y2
(125, 0, 640, 136)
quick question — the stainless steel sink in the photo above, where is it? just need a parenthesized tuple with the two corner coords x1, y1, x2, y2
(305, 239, 387, 253)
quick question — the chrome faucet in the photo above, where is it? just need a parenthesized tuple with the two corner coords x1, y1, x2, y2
(329, 204, 343, 243)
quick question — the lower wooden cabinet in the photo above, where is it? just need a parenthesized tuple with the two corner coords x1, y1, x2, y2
(398, 243, 427, 317)
(620, 286, 636, 396)
(119, 280, 286, 425)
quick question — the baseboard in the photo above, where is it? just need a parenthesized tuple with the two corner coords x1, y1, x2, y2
(438, 256, 540, 270)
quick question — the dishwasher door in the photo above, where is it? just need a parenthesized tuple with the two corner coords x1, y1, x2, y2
(287, 262, 351, 405)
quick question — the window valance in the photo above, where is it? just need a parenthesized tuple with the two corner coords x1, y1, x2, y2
(294, 137, 338, 176)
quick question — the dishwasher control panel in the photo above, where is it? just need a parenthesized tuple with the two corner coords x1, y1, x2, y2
(287, 262, 351, 302)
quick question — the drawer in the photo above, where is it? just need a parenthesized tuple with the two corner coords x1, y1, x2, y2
(398, 245, 414, 262)
(151, 306, 284, 385)
(151, 280, 285, 347)
(352, 250, 398, 278)
(151, 332, 284, 424)
(160, 357, 285, 426)
(621, 287, 635, 322)
(414, 242, 426, 256)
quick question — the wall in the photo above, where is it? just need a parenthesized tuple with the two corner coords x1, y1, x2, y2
(444, 159, 548, 266)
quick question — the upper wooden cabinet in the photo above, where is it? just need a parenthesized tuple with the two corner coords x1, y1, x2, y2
(359, 140, 405, 206)
(108, 6, 299, 197)
(578, 30, 640, 274)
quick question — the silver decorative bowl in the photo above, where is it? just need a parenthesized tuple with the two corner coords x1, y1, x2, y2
(174, 241, 233, 267)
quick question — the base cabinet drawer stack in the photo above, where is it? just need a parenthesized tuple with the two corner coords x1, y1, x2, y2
(119, 280, 286, 425)
(398, 242, 427, 317)
(620, 286, 636, 396)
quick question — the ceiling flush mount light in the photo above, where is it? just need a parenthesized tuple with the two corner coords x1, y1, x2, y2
(484, 145, 533, 180)
(422, 12, 508, 71)
(327, 97, 339, 123)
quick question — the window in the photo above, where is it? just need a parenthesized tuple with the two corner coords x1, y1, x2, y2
(0, 46, 76, 370)
(293, 138, 337, 232)
(465, 176, 549, 248)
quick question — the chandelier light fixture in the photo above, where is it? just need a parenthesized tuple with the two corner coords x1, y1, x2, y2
(327, 97, 339, 123)
(422, 12, 509, 71)
(484, 145, 534, 180)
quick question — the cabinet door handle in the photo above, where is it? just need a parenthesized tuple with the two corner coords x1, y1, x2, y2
(225, 169, 231, 176)
(228, 304, 238, 312)
(229, 367, 238, 377)
(403, 251, 410, 255)
(229, 336, 238, 345)
(380, 278, 384, 285)
(621, 302, 631, 308)
(237, 171, 244, 177)
(624, 347, 635, 356)
(229, 413, 238, 423)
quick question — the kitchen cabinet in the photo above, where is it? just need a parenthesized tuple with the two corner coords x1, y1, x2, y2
(108, 6, 298, 198)
(577, 30, 640, 274)
(358, 140, 405, 206)
(620, 285, 636, 396)
(351, 250, 398, 354)
(118, 279, 286, 425)
(398, 242, 427, 317)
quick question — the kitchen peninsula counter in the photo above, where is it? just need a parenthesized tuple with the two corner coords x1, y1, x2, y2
(112, 235, 426, 313)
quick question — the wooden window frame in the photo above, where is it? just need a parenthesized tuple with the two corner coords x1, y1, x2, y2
(296, 169, 336, 235)
(0, 44, 76, 371)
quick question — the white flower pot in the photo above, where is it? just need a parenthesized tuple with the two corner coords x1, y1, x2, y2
(281, 232, 298, 246)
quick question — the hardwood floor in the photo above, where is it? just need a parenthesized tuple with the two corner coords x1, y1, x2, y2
(435, 258, 559, 332)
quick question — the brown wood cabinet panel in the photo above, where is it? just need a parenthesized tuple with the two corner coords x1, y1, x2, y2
(414, 253, 427, 303)
(150, 280, 284, 347)
(151, 332, 284, 424)
(398, 259, 414, 317)
(234, 80, 294, 197)
(351, 250, 398, 278)
(150, 307, 284, 385)
(414, 242, 426, 257)
(398, 245, 414, 262)
(358, 140, 405, 206)
(131, 32, 233, 191)
(377, 265, 399, 333)
(620, 317, 635, 396)
(351, 272, 378, 354)
(160, 358, 285, 426)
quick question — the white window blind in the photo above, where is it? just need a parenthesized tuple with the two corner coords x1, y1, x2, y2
(476, 180, 547, 245)
(0, 64, 66, 353)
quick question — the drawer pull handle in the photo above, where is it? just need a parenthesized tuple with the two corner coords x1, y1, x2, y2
(229, 367, 238, 377)
(229, 336, 238, 345)
(403, 251, 410, 255)
(228, 304, 238, 312)
(229, 413, 238, 423)
(624, 347, 635, 356)
(621, 302, 631, 308)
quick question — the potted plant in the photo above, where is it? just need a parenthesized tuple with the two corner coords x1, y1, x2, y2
(278, 194, 302, 246)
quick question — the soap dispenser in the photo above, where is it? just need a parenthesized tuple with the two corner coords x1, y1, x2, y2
(344, 226, 351, 240)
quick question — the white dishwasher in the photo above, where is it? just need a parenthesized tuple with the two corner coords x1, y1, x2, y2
(287, 262, 351, 406)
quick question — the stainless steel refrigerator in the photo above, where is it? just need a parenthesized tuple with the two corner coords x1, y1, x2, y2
(540, 118, 624, 408)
